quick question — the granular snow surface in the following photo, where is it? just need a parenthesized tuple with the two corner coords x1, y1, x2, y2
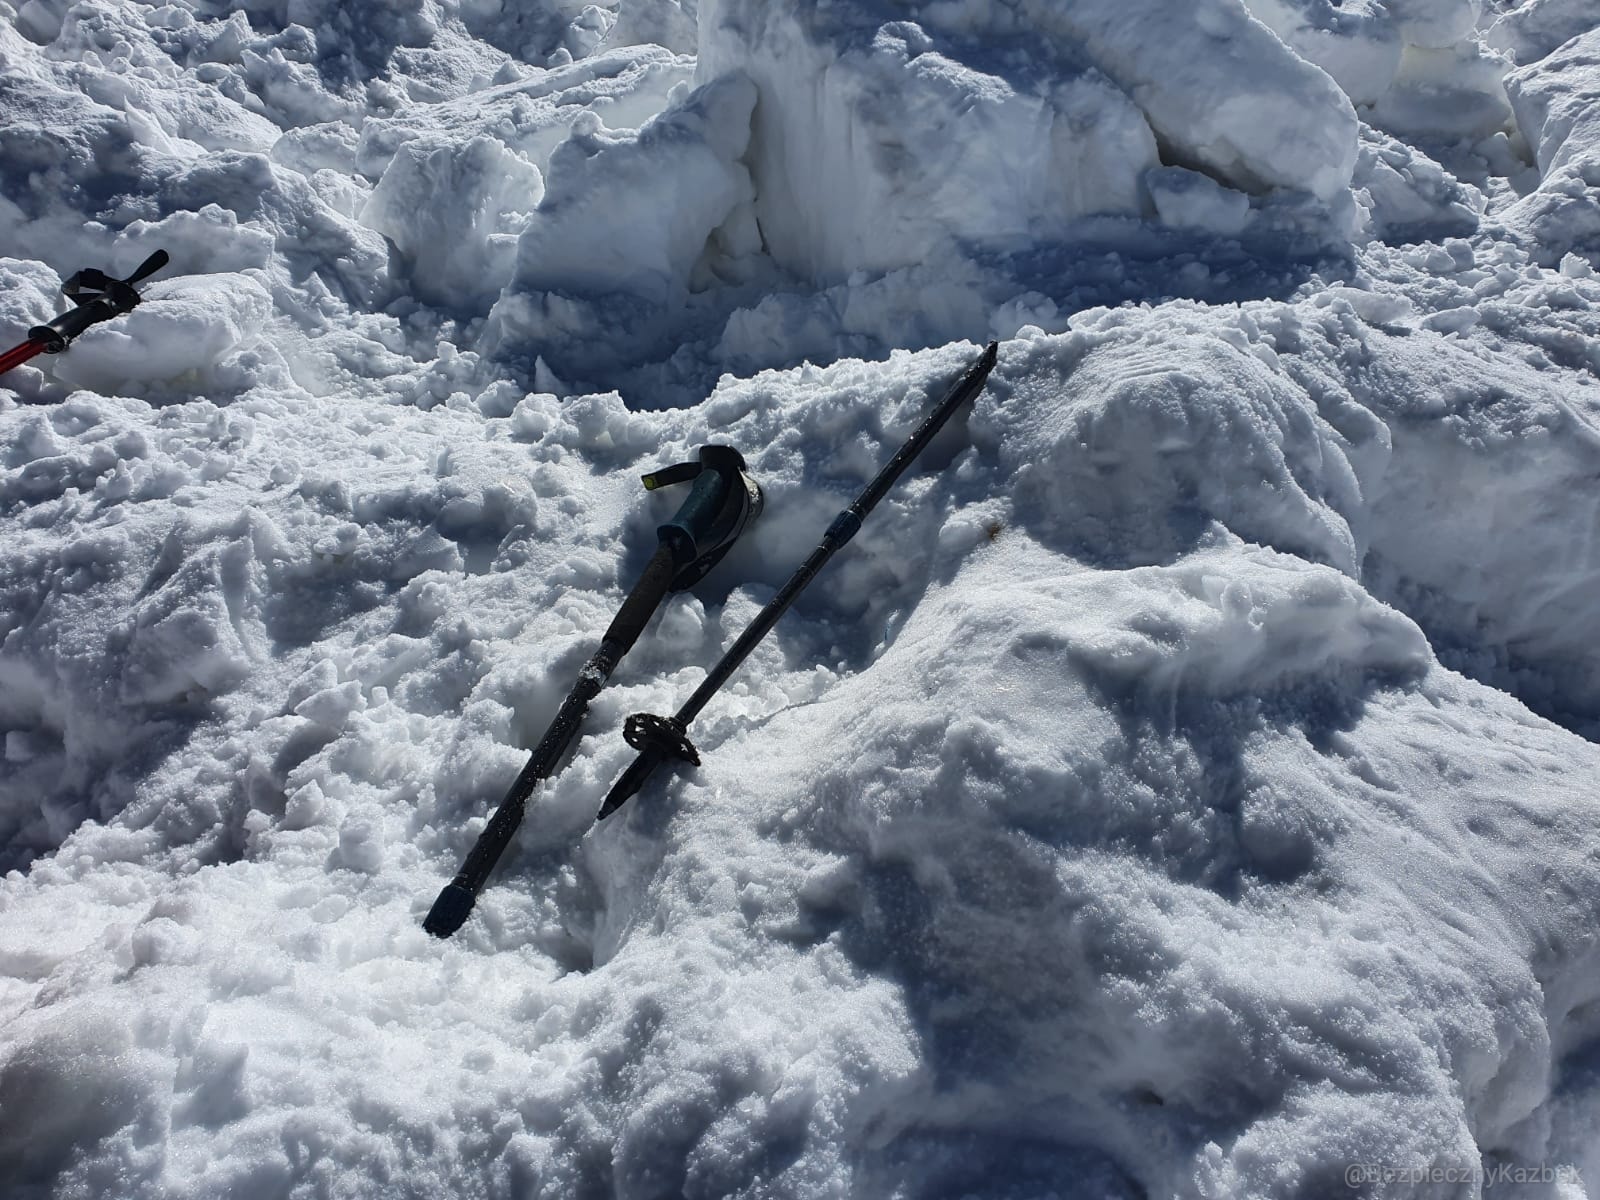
(4, 1, 1600, 1198)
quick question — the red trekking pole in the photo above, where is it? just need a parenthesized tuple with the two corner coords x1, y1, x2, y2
(0, 249, 169, 379)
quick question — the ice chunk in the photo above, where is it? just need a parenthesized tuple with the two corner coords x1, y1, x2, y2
(1485, 0, 1600, 66)
(1145, 166, 1252, 236)
(361, 135, 544, 311)
(1350, 124, 1483, 241)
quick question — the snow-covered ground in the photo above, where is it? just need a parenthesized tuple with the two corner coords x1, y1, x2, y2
(5, 0, 1600, 1196)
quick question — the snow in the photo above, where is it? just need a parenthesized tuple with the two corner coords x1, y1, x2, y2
(1486, 0, 1600, 67)
(695, 1, 1160, 282)
(362, 134, 545, 311)
(1504, 27, 1600, 263)
(5, 0, 1600, 1196)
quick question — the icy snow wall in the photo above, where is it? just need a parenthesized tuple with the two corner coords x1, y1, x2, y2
(1503, 27, 1600, 263)
(694, 0, 1358, 282)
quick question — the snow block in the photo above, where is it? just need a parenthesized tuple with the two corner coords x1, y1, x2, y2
(1504, 28, 1600, 261)
(480, 72, 760, 375)
(1486, 0, 1600, 66)
(1239, 0, 1405, 105)
(1145, 166, 1252, 236)
(1012, 0, 1360, 200)
(361, 134, 544, 311)
(1365, 40, 1513, 141)
(1508, 27, 1600, 176)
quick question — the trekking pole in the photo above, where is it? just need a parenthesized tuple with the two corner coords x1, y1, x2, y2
(597, 340, 999, 822)
(0, 249, 170, 379)
(424, 445, 763, 937)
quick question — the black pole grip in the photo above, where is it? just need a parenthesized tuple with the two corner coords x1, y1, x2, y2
(26, 248, 170, 354)
(29, 297, 118, 352)
(653, 445, 763, 590)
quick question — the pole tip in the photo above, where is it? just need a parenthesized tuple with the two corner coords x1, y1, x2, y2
(596, 752, 658, 821)
(423, 882, 477, 938)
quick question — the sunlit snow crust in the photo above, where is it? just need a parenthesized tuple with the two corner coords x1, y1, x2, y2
(5, 1, 1600, 1198)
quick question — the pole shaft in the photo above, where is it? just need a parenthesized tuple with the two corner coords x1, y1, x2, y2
(681, 341, 997, 723)
(424, 544, 678, 936)
(0, 340, 45, 377)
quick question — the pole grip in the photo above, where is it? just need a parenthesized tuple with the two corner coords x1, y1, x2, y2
(29, 297, 119, 351)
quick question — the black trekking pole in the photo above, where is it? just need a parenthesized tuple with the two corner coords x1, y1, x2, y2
(597, 340, 999, 822)
(424, 445, 763, 937)
(0, 249, 170, 378)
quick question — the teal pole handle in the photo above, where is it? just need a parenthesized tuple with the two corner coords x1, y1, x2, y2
(647, 445, 763, 590)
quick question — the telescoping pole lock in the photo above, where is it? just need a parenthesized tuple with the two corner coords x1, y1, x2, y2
(423, 445, 763, 938)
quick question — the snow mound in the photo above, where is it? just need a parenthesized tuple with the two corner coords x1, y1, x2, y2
(997, 321, 1366, 574)
(1034, 290, 1600, 733)
(6, 338, 1600, 1197)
